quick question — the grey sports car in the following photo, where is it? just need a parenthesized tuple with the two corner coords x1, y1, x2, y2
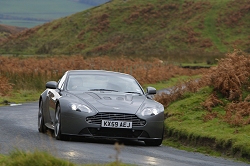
(38, 70, 164, 146)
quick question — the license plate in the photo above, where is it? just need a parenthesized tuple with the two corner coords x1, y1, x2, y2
(101, 120, 132, 129)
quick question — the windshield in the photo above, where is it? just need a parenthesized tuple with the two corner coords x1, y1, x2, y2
(66, 74, 144, 94)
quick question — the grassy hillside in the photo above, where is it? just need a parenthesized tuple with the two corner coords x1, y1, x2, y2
(0, 24, 27, 42)
(0, 0, 250, 63)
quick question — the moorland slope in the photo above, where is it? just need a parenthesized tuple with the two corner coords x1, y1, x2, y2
(0, 24, 27, 42)
(0, 0, 250, 63)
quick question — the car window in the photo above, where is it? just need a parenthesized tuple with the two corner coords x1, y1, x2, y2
(66, 74, 143, 94)
(116, 76, 143, 93)
(58, 72, 67, 90)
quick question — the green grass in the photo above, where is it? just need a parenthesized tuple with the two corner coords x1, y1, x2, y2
(0, 150, 133, 166)
(202, 0, 230, 52)
(144, 75, 201, 90)
(164, 86, 250, 161)
(162, 138, 222, 157)
(0, 90, 41, 106)
(1, 150, 74, 166)
(180, 62, 216, 67)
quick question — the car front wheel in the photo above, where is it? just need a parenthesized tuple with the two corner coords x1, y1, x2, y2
(38, 101, 46, 133)
(54, 105, 62, 140)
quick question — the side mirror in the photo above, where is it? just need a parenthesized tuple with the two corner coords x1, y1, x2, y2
(46, 81, 58, 89)
(146, 87, 156, 95)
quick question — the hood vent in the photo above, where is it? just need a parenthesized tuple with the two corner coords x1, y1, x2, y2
(116, 97, 124, 100)
(86, 92, 102, 100)
(86, 92, 135, 102)
(103, 96, 112, 100)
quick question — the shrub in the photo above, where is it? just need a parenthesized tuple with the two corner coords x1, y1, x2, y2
(0, 75, 12, 96)
(207, 50, 250, 101)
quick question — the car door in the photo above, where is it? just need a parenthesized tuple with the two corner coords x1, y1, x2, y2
(48, 72, 67, 125)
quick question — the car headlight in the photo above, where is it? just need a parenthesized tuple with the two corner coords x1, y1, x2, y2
(70, 103, 92, 113)
(141, 105, 164, 116)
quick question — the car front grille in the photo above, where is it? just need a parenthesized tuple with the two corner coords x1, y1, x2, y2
(86, 112, 146, 127)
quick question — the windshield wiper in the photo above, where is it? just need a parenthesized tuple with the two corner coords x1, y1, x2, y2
(88, 89, 119, 92)
(124, 91, 142, 95)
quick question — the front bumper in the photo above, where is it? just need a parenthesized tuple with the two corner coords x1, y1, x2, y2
(60, 111, 164, 140)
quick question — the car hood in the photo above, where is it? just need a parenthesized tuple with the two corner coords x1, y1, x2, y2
(74, 92, 146, 114)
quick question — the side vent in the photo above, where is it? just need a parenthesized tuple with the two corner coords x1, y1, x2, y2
(125, 94, 133, 101)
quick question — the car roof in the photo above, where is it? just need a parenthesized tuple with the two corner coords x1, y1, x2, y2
(67, 70, 134, 78)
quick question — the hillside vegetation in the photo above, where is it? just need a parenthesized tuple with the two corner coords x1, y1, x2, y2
(0, 0, 249, 63)
(0, 24, 26, 42)
(0, 55, 206, 96)
(154, 49, 250, 160)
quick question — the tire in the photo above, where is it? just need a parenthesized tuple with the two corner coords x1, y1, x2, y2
(38, 101, 46, 133)
(144, 139, 163, 146)
(54, 105, 63, 140)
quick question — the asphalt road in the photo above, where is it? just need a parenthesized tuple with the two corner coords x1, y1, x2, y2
(0, 102, 249, 166)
